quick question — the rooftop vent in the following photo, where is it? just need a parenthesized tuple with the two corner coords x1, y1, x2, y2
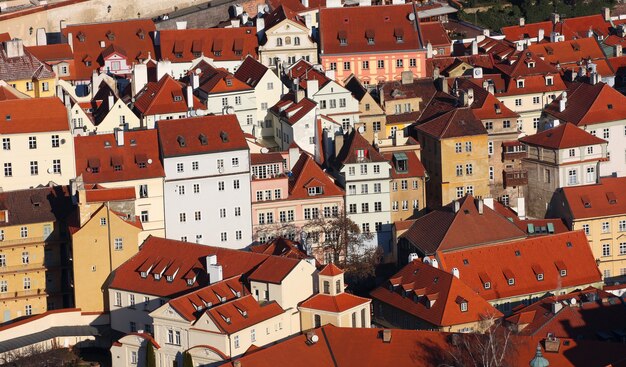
(199, 133, 208, 145)
(382, 329, 392, 343)
(220, 131, 229, 143)
(177, 135, 186, 147)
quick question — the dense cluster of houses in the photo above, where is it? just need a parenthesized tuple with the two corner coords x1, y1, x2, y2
(1, 0, 626, 366)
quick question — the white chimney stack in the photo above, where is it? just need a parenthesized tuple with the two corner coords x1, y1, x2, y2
(519, 18, 525, 27)
(538, 28, 545, 42)
(516, 197, 526, 220)
(454, 200, 460, 213)
(108, 94, 115, 111)
(115, 128, 124, 146)
(206, 255, 223, 284)
(471, 40, 478, 55)
(306, 79, 319, 98)
(483, 197, 494, 210)
(186, 85, 193, 110)
(559, 91, 567, 112)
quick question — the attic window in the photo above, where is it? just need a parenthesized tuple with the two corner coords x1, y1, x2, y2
(517, 79, 525, 88)
(484, 281, 491, 289)
(527, 61, 535, 68)
(226, 78, 233, 87)
(581, 195, 591, 208)
(607, 192, 617, 204)
(537, 273, 544, 281)
(173, 95, 182, 102)
(508, 278, 515, 286)
(4, 114, 10, 121)
(107, 31, 115, 41)
(199, 134, 208, 145)
(177, 135, 186, 147)
(77, 32, 86, 42)
(514, 250, 521, 256)
(545, 76, 554, 86)
(608, 104, 613, 110)
(356, 149, 368, 161)
(566, 241, 573, 248)
(460, 301, 468, 312)
(365, 29, 375, 45)
(462, 259, 469, 265)
(545, 46, 554, 55)
(186, 278, 193, 286)
(338, 30, 347, 45)
(394, 27, 404, 42)
(220, 131, 229, 143)
(307, 186, 323, 196)
(140, 271, 147, 278)
(572, 42, 580, 51)
(137, 29, 145, 40)
(154, 273, 161, 280)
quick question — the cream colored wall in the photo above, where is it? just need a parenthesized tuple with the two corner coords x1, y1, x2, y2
(72, 204, 141, 313)
(270, 260, 315, 310)
(573, 216, 626, 279)
(259, 20, 318, 66)
(228, 311, 298, 358)
(89, 99, 141, 134)
(0, 221, 51, 322)
(300, 303, 370, 330)
(0, 130, 76, 192)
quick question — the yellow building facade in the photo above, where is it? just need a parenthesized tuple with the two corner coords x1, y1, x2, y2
(1, 39, 56, 98)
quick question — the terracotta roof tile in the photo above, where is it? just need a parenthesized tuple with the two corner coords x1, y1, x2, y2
(248, 257, 301, 284)
(383, 151, 426, 179)
(167, 277, 245, 322)
(436, 231, 602, 301)
(560, 176, 626, 219)
(288, 153, 344, 200)
(527, 38, 605, 67)
(84, 185, 136, 202)
(519, 122, 606, 149)
(234, 56, 269, 88)
(0, 97, 69, 134)
(0, 41, 54, 81)
(26, 44, 73, 62)
(319, 263, 344, 276)
(544, 82, 626, 126)
(207, 295, 284, 334)
(158, 28, 258, 63)
(192, 61, 252, 94)
(453, 78, 519, 120)
(371, 260, 500, 327)
(334, 130, 388, 166)
(415, 107, 487, 139)
(74, 129, 164, 184)
(299, 292, 369, 313)
(0, 186, 72, 228)
(249, 237, 310, 261)
(250, 152, 285, 165)
(157, 115, 248, 158)
(133, 74, 203, 116)
(270, 93, 317, 126)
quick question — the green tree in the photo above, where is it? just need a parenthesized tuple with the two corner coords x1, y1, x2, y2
(145, 342, 156, 367)
(182, 351, 193, 367)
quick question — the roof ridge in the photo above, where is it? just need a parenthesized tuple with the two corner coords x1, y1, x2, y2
(575, 83, 604, 125)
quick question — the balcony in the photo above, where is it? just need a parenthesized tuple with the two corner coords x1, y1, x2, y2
(0, 288, 44, 301)
(502, 141, 527, 161)
(0, 263, 46, 275)
(504, 170, 528, 187)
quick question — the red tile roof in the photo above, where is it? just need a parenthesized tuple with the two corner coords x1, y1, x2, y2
(299, 292, 369, 313)
(207, 295, 284, 334)
(0, 33, 10, 42)
(248, 256, 301, 284)
(133, 74, 204, 116)
(84, 185, 136, 203)
(267, 0, 326, 13)
(501, 21, 553, 42)
(334, 130, 388, 166)
(319, 4, 424, 56)
(220, 325, 626, 367)
(26, 44, 73, 62)
(286, 59, 331, 90)
(0, 42, 55, 81)
(420, 21, 451, 48)
(262, 5, 307, 31)
(74, 129, 164, 184)
(527, 38, 605, 67)
(476, 37, 518, 60)
(436, 231, 602, 302)
(0, 97, 69, 134)
(502, 15, 612, 42)
(371, 260, 500, 327)
(383, 151, 426, 179)
(157, 115, 248, 158)
(0, 85, 21, 100)
(426, 54, 495, 77)
(319, 263, 344, 277)
(250, 152, 285, 165)
(61, 19, 156, 80)
(506, 287, 626, 340)
(0, 186, 72, 228)
(249, 237, 310, 261)
(560, 176, 626, 219)
(288, 153, 344, 200)
(400, 196, 527, 255)
(158, 28, 258, 63)
(381, 77, 437, 106)
(544, 82, 626, 126)
(519, 122, 606, 149)
(109, 236, 271, 297)
(234, 56, 270, 88)
(167, 276, 245, 322)
(270, 93, 317, 126)
(192, 61, 252, 94)
(415, 107, 487, 139)
(454, 78, 519, 120)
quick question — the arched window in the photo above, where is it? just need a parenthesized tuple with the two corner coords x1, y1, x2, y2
(276, 38, 283, 47)
(285, 36, 291, 45)
(294, 37, 301, 46)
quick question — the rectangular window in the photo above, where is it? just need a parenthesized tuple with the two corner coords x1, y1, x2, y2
(374, 183, 381, 193)
(221, 232, 227, 242)
(235, 207, 241, 216)
(466, 164, 473, 175)
(114, 238, 123, 250)
(2, 138, 10, 150)
(20, 226, 27, 238)
(23, 277, 31, 290)
(401, 180, 408, 190)
(192, 161, 199, 171)
(218, 181, 225, 191)
(603, 243, 611, 257)
(567, 169, 578, 185)
(377, 60, 384, 69)
(115, 292, 122, 306)
(602, 221, 610, 233)
(51, 135, 60, 148)
(343, 61, 351, 71)
(362, 60, 369, 69)
(4, 163, 12, 177)
(30, 161, 38, 175)
(179, 213, 186, 222)
(396, 59, 403, 67)
(195, 211, 202, 221)
(28, 136, 37, 149)
(1, 280, 8, 293)
(619, 220, 626, 232)
(515, 99, 522, 106)
(178, 185, 185, 195)
(374, 202, 382, 212)
(349, 204, 357, 214)
(193, 183, 200, 194)
(177, 163, 184, 172)
(455, 143, 462, 153)
(362, 203, 369, 213)
(456, 165, 463, 176)
(582, 223, 590, 235)
(361, 184, 368, 194)
(603, 128, 610, 139)
(456, 187, 464, 198)
(465, 142, 472, 152)
(620, 242, 626, 255)
(141, 210, 149, 223)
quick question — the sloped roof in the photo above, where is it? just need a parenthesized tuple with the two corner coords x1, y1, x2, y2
(193, 61, 251, 94)
(420, 21, 451, 47)
(74, 129, 164, 184)
(381, 77, 437, 105)
(319, 263, 344, 277)
(334, 130, 388, 166)
(299, 292, 369, 313)
(436, 231, 602, 302)
(0, 97, 69, 134)
(426, 54, 495, 77)
(249, 237, 309, 261)
(158, 27, 258, 62)
(0, 42, 54, 81)
(319, 4, 424, 56)
(0, 85, 22, 100)
(248, 257, 301, 284)
(501, 21, 553, 42)
(453, 78, 519, 120)
(109, 236, 272, 297)
(234, 56, 270, 88)
(400, 196, 526, 254)
(157, 115, 248, 158)
(371, 260, 500, 327)
(526, 38, 605, 66)
(26, 44, 73, 62)
(84, 185, 136, 203)
(167, 277, 245, 322)
(286, 59, 331, 90)
(270, 93, 317, 126)
(560, 177, 626, 219)
(544, 82, 626, 126)
(0, 186, 72, 228)
(207, 295, 284, 334)
(262, 4, 307, 31)
(288, 153, 344, 200)
(415, 107, 487, 139)
(133, 74, 204, 116)
(61, 19, 156, 80)
(383, 151, 426, 179)
(519, 122, 606, 149)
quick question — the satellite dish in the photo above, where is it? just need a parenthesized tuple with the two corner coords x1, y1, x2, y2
(260, 147, 269, 153)
(310, 334, 319, 343)
(86, 167, 92, 173)
(423, 256, 432, 264)
(147, 158, 153, 164)
(47, 168, 53, 174)
(195, 68, 201, 75)
(408, 12, 416, 21)
(357, 126, 365, 134)
(570, 298, 577, 305)
(432, 49, 438, 56)
(195, 109, 206, 116)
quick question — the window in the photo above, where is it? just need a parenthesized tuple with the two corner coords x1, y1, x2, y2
(392, 182, 398, 191)
(26, 82, 33, 91)
(218, 181, 225, 191)
(503, 120, 511, 129)
(620, 242, 626, 255)
(23, 277, 31, 290)
(323, 281, 330, 294)
(0, 254, 4, 266)
(532, 96, 540, 104)
(50, 135, 60, 148)
(455, 143, 462, 153)
(360, 184, 368, 194)
(409, 58, 417, 67)
(487, 141, 494, 155)
(348, 167, 355, 176)
(178, 185, 186, 195)
(0, 280, 7, 293)
(466, 164, 473, 175)
(177, 163, 184, 172)
(619, 220, 626, 232)
(401, 180, 408, 190)
(195, 211, 202, 221)
(362, 60, 369, 69)
(329, 62, 337, 70)
(603, 243, 611, 257)
(515, 99, 522, 106)
(349, 204, 357, 214)
(402, 200, 408, 211)
(567, 169, 578, 185)
(22, 251, 29, 264)
(28, 136, 37, 149)
(2, 138, 9, 150)
(360, 164, 368, 175)
(602, 222, 610, 233)
(20, 226, 27, 238)
(456, 164, 463, 176)
(362, 223, 370, 233)
(456, 186, 465, 198)
(4, 163, 12, 177)
(396, 59, 403, 67)
(501, 195, 509, 206)
(586, 166, 595, 183)
(508, 278, 515, 286)
(392, 201, 398, 211)
(560, 269, 567, 277)
(465, 142, 472, 152)
(603, 128, 610, 139)
(377, 60, 384, 69)
(466, 186, 474, 195)
(179, 213, 186, 222)
(221, 232, 227, 242)
(114, 238, 123, 250)
(343, 61, 351, 71)
(582, 224, 590, 235)
(373, 121, 381, 132)
(234, 207, 241, 217)
(537, 273, 544, 281)
(374, 202, 382, 212)
(29, 161, 38, 176)
(130, 350, 138, 365)
(251, 328, 256, 342)
(140, 210, 149, 223)
(361, 203, 369, 213)
(533, 117, 539, 130)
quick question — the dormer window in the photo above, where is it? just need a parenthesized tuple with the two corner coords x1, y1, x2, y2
(508, 278, 515, 286)
(226, 78, 233, 87)
(537, 273, 544, 281)
(173, 95, 182, 102)
(560, 269, 567, 276)
(77, 32, 86, 42)
(177, 135, 186, 147)
(365, 29, 375, 45)
(545, 76, 554, 86)
(199, 134, 208, 145)
(107, 31, 115, 41)
(460, 302, 468, 312)
(527, 61, 535, 68)
(186, 278, 193, 286)
(85, 61, 92, 67)
(137, 29, 145, 40)
(140, 271, 147, 278)
(484, 282, 491, 289)
(307, 186, 323, 196)
(394, 27, 404, 43)
(517, 79, 525, 88)
(214, 50, 221, 56)
(338, 30, 347, 46)
(340, 38, 347, 45)
(154, 273, 161, 280)
(166, 275, 173, 282)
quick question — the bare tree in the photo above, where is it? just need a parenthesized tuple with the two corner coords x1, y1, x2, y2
(443, 314, 515, 367)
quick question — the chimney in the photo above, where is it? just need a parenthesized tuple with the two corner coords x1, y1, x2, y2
(477, 198, 484, 214)
(516, 197, 526, 220)
(4, 38, 24, 58)
(426, 42, 433, 59)
(358, 0, 371, 5)
(538, 28, 545, 42)
(256, 17, 265, 40)
(115, 128, 124, 146)
(551, 301, 563, 314)
(603, 7, 610, 22)
(295, 88, 305, 103)
(559, 91, 567, 112)
(36, 28, 47, 46)
(302, 0, 309, 7)
(483, 197, 494, 210)
(551, 13, 560, 25)
(467, 88, 474, 106)
(616, 44, 623, 57)
(186, 85, 193, 110)
(230, 19, 240, 28)
(382, 329, 392, 343)
(471, 40, 478, 55)
(67, 32, 74, 52)
(483, 29, 490, 37)
(191, 72, 200, 90)
(206, 255, 223, 284)
(306, 79, 319, 98)
(334, 132, 344, 158)
(288, 146, 300, 170)
(401, 71, 414, 85)
(176, 21, 187, 30)
(519, 18, 525, 27)
(241, 11, 249, 25)
(454, 200, 460, 213)
(108, 94, 115, 111)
